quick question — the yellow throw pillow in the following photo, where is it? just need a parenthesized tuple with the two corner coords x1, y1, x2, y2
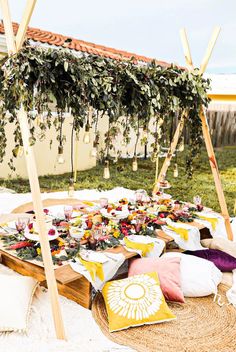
(102, 272, 176, 332)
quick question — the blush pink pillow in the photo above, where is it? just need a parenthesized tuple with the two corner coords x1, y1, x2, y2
(128, 257, 185, 303)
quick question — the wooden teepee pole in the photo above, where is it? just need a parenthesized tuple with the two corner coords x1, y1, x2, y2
(153, 28, 193, 194)
(180, 27, 233, 240)
(0, 0, 66, 339)
(153, 111, 186, 194)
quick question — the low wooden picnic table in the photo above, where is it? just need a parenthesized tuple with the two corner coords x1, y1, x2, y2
(0, 198, 211, 309)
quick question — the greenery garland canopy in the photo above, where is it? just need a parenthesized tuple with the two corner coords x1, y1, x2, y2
(0, 45, 211, 174)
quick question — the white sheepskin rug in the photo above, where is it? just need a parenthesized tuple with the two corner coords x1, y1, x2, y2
(0, 264, 133, 352)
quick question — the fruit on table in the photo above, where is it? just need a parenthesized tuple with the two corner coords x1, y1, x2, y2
(8, 241, 34, 250)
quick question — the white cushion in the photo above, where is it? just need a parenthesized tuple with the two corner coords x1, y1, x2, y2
(162, 252, 222, 297)
(201, 238, 236, 259)
(0, 274, 38, 332)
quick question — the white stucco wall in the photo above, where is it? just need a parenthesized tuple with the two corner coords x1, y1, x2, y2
(0, 115, 96, 178)
(0, 113, 152, 178)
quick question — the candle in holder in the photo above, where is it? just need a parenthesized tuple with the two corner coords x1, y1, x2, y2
(135, 192, 143, 202)
(193, 195, 202, 206)
(99, 197, 108, 208)
(88, 235, 97, 251)
(92, 224, 104, 240)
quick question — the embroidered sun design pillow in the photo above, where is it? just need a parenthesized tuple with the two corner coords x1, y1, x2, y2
(102, 272, 176, 332)
(0, 273, 38, 332)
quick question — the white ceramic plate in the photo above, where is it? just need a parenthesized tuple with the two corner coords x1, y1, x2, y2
(24, 225, 59, 241)
(100, 208, 129, 220)
(69, 227, 84, 240)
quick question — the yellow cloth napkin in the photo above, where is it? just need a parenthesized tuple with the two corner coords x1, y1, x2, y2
(167, 224, 189, 241)
(124, 237, 154, 257)
(79, 258, 104, 282)
(196, 214, 218, 231)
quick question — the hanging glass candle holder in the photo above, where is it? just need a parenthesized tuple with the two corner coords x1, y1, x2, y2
(142, 128, 148, 139)
(132, 156, 138, 171)
(56, 145, 65, 164)
(161, 138, 169, 152)
(90, 142, 97, 157)
(103, 160, 110, 179)
(178, 136, 185, 152)
(83, 123, 91, 144)
(68, 178, 75, 198)
(173, 163, 179, 178)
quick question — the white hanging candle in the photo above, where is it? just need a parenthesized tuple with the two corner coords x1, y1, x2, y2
(132, 156, 138, 171)
(68, 178, 75, 197)
(83, 123, 91, 144)
(57, 145, 65, 164)
(173, 163, 179, 178)
(178, 136, 185, 152)
(90, 142, 97, 157)
(103, 160, 110, 179)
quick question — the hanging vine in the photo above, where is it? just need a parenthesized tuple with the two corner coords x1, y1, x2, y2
(0, 45, 211, 175)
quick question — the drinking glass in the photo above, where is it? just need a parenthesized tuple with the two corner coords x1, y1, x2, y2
(64, 205, 73, 221)
(135, 213, 146, 232)
(99, 197, 108, 208)
(92, 224, 104, 240)
(193, 195, 202, 206)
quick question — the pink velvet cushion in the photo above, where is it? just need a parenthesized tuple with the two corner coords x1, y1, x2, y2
(128, 257, 185, 303)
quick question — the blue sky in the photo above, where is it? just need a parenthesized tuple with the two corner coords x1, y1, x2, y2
(3, 0, 236, 73)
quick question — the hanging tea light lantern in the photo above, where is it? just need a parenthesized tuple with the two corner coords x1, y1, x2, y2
(90, 142, 98, 157)
(68, 178, 75, 197)
(178, 136, 185, 152)
(173, 163, 179, 178)
(132, 156, 138, 171)
(83, 123, 91, 144)
(103, 160, 110, 179)
(113, 154, 118, 163)
(57, 145, 65, 164)
(142, 128, 148, 139)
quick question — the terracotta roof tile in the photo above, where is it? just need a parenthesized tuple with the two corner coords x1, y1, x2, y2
(0, 22, 171, 66)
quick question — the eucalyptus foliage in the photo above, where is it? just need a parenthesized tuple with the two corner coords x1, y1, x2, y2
(0, 45, 210, 175)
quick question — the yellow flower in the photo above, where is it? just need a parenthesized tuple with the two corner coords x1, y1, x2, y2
(83, 230, 91, 239)
(113, 230, 120, 238)
(36, 248, 41, 255)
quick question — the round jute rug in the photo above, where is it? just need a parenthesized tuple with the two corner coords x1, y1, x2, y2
(92, 284, 236, 352)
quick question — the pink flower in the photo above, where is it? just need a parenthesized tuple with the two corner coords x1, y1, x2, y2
(28, 223, 34, 230)
(43, 209, 49, 215)
(48, 228, 56, 236)
(121, 227, 129, 236)
(98, 235, 110, 241)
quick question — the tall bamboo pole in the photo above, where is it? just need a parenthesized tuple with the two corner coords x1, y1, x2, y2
(180, 27, 233, 240)
(153, 111, 186, 194)
(153, 28, 193, 193)
(0, 0, 66, 339)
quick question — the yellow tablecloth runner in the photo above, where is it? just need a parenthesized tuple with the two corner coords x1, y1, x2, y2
(124, 237, 154, 257)
(167, 224, 189, 241)
(196, 214, 218, 231)
(79, 258, 104, 282)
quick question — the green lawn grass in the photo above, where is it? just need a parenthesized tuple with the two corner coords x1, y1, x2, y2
(1, 146, 235, 215)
